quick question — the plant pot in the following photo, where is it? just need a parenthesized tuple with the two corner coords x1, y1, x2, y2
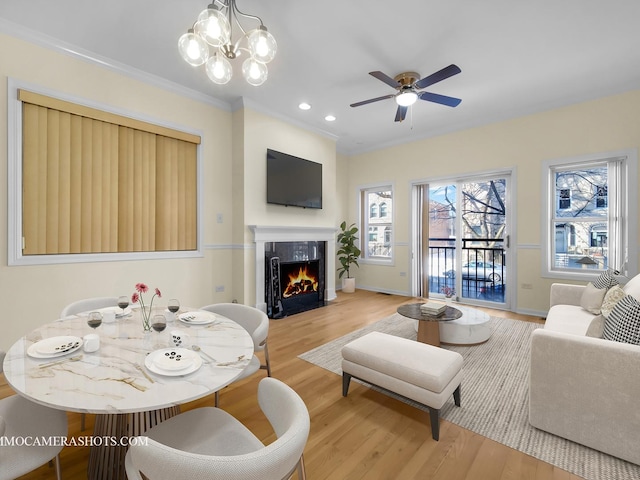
(342, 277, 356, 293)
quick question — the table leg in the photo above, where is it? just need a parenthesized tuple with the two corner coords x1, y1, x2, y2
(88, 406, 180, 480)
(417, 321, 441, 347)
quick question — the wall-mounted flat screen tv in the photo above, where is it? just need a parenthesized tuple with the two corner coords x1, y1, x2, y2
(266, 149, 322, 209)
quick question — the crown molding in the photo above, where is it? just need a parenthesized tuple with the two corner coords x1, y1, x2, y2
(0, 18, 231, 112)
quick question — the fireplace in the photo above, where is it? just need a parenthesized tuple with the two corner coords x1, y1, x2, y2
(265, 241, 325, 318)
(250, 225, 337, 315)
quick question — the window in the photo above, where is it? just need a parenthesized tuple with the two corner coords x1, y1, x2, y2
(8, 82, 203, 265)
(370, 204, 378, 218)
(558, 188, 571, 209)
(596, 186, 607, 208)
(380, 202, 388, 217)
(543, 150, 637, 278)
(360, 186, 393, 261)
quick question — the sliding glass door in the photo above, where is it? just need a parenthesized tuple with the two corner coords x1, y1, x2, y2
(413, 172, 512, 309)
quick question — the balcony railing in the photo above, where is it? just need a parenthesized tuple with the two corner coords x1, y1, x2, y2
(429, 237, 506, 302)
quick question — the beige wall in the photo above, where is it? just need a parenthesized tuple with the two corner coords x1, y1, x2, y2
(0, 34, 234, 350)
(236, 108, 339, 304)
(346, 90, 640, 314)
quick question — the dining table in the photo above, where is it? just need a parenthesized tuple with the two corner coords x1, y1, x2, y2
(2, 306, 254, 480)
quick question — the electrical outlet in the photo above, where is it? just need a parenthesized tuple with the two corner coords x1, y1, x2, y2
(521, 283, 533, 290)
(215, 285, 225, 293)
(400, 272, 407, 277)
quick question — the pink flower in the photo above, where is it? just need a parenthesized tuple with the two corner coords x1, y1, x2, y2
(132, 283, 162, 331)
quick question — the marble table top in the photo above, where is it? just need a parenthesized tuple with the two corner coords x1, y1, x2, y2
(3, 308, 254, 414)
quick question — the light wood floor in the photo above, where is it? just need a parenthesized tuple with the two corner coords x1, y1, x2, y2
(2, 290, 583, 480)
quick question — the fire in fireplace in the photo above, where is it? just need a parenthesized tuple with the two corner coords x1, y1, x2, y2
(282, 264, 318, 298)
(265, 241, 326, 318)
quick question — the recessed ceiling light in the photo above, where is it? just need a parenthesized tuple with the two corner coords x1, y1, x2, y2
(298, 102, 311, 110)
(325, 115, 336, 122)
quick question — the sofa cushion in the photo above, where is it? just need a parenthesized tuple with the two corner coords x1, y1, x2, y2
(545, 304, 595, 335)
(580, 282, 608, 314)
(585, 315, 605, 338)
(623, 273, 640, 301)
(603, 295, 640, 345)
(601, 285, 626, 319)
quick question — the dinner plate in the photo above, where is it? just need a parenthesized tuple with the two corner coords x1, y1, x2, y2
(178, 311, 216, 325)
(145, 348, 203, 376)
(28, 336, 83, 359)
(98, 306, 132, 318)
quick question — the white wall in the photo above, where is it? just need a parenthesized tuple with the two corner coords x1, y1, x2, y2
(346, 90, 640, 314)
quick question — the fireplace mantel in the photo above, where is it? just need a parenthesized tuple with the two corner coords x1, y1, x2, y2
(250, 225, 337, 312)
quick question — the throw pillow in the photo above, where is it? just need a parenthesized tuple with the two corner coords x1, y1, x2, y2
(592, 269, 619, 290)
(603, 295, 640, 345)
(585, 315, 605, 338)
(600, 285, 626, 319)
(580, 282, 608, 314)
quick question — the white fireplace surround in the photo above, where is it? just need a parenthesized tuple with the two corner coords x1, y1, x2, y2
(250, 225, 337, 312)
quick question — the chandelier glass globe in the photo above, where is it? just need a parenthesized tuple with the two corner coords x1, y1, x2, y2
(194, 6, 231, 47)
(205, 54, 233, 84)
(248, 27, 277, 64)
(242, 58, 268, 86)
(177, 30, 209, 66)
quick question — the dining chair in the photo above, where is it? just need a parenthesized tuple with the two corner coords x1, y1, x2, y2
(60, 296, 119, 318)
(0, 351, 68, 480)
(201, 303, 272, 406)
(60, 296, 120, 430)
(125, 377, 309, 480)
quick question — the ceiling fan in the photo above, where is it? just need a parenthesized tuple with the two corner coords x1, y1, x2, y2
(350, 64, 462, 122)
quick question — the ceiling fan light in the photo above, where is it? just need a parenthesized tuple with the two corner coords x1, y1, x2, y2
(178, 30, 209, 66)
(396, 91, 418, 107)
(194, 6, 231, 47)
(248, 26, 277, 63)
(205, 54, 232, 84)
(242, 58, 268, 86)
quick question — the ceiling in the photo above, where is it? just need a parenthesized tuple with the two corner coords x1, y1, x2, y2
(2, 1, 640, 155)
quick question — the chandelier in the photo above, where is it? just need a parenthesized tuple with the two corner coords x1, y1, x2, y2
(178, 0, 277, 86)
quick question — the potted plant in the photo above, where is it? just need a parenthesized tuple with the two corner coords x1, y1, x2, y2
(337, 221, 361, 293)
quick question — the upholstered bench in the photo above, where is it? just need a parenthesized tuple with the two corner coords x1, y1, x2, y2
(341, 331, 463, 440)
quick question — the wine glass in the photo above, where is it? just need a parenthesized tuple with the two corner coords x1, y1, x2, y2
(167, 299, 180, 321)
(87, 311, 103, 330)
(151, 315, 167, 348)
(117, 295, 130, 316)
(151, 315, 166, 333)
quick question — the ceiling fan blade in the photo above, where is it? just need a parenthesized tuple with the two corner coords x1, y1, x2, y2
(395, 105, 408, 122)
(369, 71, 401, 89)
(350, 94, 396, 108)
(418, 91, 462, 107)
(414, 64, 461, 90)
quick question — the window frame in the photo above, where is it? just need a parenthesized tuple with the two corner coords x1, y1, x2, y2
(358, 183, 394, 265)
(541, 149, 638, 281)
(7, 78, 204, 266)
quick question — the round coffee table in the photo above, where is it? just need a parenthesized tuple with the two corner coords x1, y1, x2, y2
(397, 303, 462, 347)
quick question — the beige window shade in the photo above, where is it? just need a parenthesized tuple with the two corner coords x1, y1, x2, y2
(21, 93, 198, 256)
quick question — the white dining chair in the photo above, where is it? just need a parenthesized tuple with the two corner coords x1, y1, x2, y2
(60, 296, 119, 430)
(0, 351, 68, 480)
(201, 303, 272, 406)
(125, 377, 309, 480)
(60, 296, 119, 318)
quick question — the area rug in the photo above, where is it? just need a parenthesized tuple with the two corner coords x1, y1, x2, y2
(298, 314, 640, 480)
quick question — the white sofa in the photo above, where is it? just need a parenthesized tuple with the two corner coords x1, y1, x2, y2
(529, 274, 640, 465)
